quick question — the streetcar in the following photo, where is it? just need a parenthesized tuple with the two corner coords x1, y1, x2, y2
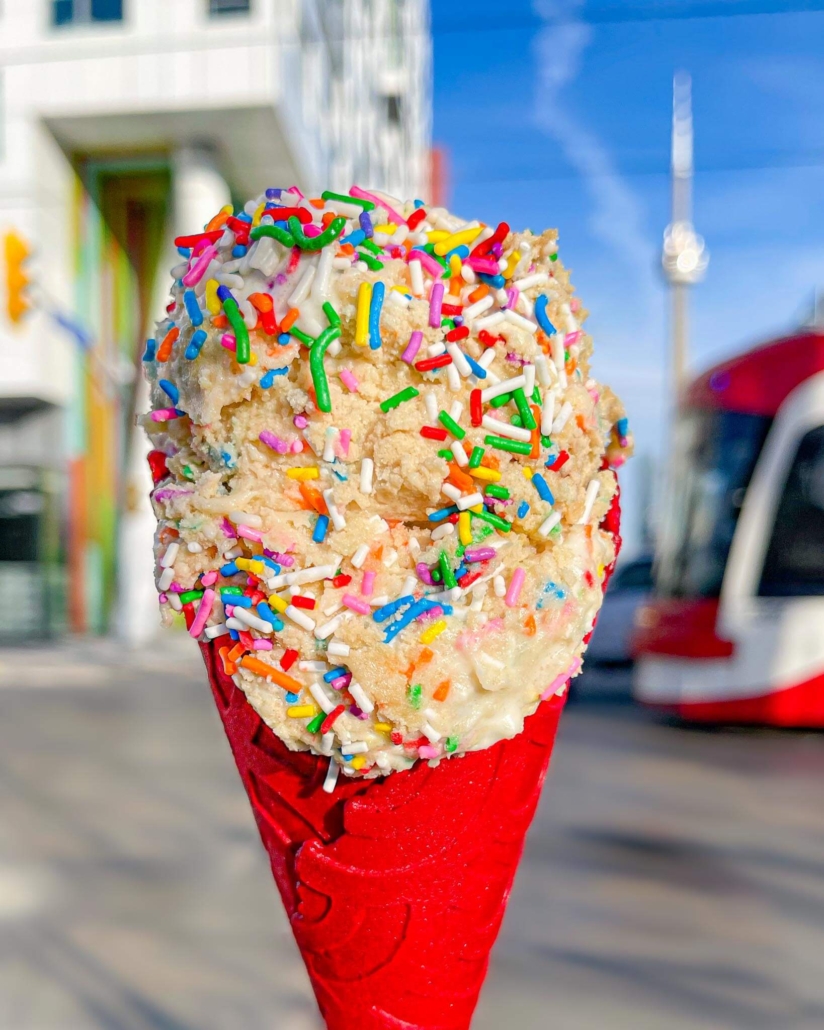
(633, 329, 824, 726)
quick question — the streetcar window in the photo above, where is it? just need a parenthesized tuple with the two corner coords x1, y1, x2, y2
(759, 425, 824, 596)
(655, 410, 772, 599)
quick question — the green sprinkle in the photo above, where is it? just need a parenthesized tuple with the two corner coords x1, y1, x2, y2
(437, 449, 453, 460)
(476, 522, 494, 541)
(249, 224, 295, 247)
(359, 237, 382, 256)
(440, 318, 456, 331)
(289, 325, 314, 347)
(222, 297, 250, 364)
(309, 325, 342, 413)
(220, 586, 243, 596)
(306, 713, 324, 734)
(381, 386, 419, 413)
(514, 388, 537, 429)
(471, 508, 511, 532)
(322, 301, 340, 326)
(550, 252, 558, 261)
(356, 249, 383, 271)
(445, 736, 459, 753)
(178, 589, 204, 605)
(288, 214, 346, 251)
(321, 190, 374, 210)
(511, 414, 524, 428)
(407, 683, 423, 709)
(469, 446, 485, 469)
(439, 550, 457, 590)
(532, 385, 542, 404)
(438, 410, 465, 440)
(181, 465, 194, 480)
(485, 484, 510, 500)
(541, 435, 552, 447)
(490, 392, 512, 409)
(485, 435, 532, 455)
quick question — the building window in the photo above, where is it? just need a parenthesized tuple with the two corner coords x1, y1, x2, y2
(209, 0, 250, 14)
(53, 0, 123, 26)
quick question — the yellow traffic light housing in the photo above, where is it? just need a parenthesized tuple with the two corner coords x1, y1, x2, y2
(4, 231, 32, 324)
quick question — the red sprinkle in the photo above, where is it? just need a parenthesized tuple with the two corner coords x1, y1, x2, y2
(332, 574, 352, 588)
(174, 229, 223, 248)
(291, 595, 316, 610)
(182, 603, 195, 630)
(471, 221, 509, 258)
(403, 736, 430, 749)
(447, 513, 460, 524)
(445, 325, 470, 342)
(458, 570, 483, 589)
(470, 389, 483, 427)
(238, 630, 256, 650)
(147, 450, 169, 484)
(281, 648, 299, 671)
(321, 704, 346, 734)
(547, 450, 570, 472)
(264, 206, 312, 224)
(420, 426, 448, 441)
(478, 329, 501, 348)
(415, 354, 452, 372)
(441, 303, 463, 316)
(391, 731, 404, 745)
(406, 207, 427, 230)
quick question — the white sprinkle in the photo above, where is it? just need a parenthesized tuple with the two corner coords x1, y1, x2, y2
(223, 546, 243, 560)
(481, 415, 532, 442)
(187, 542, 203, 554)
(299, 660, 328, 672)
(327, 639, 351, 657)
(322, 758, 340, 793)
(504, 309, 538, 334)
(552, 401, 573, 434)
(449, 400, 463, 421)
(323, 600, 343, 616)
(400, 575, 418, 597)
(342, 740, 369, 755)
(451, 439, 469, 466)
(320, 732, 335, 755)
(422, 721, 441, 743)
(235, 607, 277, 633)
(512, 271, 549, 291)
(442, 483, 462, 503)
(463, 294, 494, 321)
(479, 651, 505, 671)
(577, 479, 600, 525)
(457, 492, 485, 510)
(446, 343, 472, 377)
(409, 258, 424, 297)
(204, 623, 229, 639)
(391, 223, 409, 245)
(370, 594, 390, 606)
(473, 311, 506, 332)
(493, 574, 506, 597)
(360, 458, 374, 494)
(285, 605, 316, 632)
(541, 392, 556, 436)
(311, 244, 334, 304)
(310, 682, 335, 714)
(286, 564, 337, 586)
(427, 340, 447, 356)
(481, 374, 525, 403)
(351, 544, 370, 569)
(535, 353, 551, 386)
(166, 592, 183, 611)
(332, 257, 351, 270)
(323, 489, 346, 531)
(383, 549, 398, 568)
(523, 364, 536, 396)
(446, 362, 461, 392)
(316, 614, 344, 639)
(408, 537, 422, 558)
(349, 682, 374, 714)
(323, 428, 337, 463)
(431, 523, 455, 541)
(424, 391, 439, 423)
(538, 511, 562, 538)
(460, 264, 477, 284)
(551, 333, 568, 390)
(159, 542, 179, 568)
(158, 566, 175, 591)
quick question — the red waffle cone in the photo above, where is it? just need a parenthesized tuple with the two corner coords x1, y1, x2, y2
(196, 489, 621, 1029)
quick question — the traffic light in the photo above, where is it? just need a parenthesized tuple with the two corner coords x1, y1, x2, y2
(4, 231, 32, 324)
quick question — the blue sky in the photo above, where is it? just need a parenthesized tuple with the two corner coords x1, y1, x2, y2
(432, 0, 824, 550)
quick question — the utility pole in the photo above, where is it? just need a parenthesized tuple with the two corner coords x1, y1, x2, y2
(661, 72, 708, 402)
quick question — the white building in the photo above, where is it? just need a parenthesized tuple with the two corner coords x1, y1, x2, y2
(0, 0, 432, 640)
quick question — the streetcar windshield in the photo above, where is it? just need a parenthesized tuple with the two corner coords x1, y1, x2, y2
(655, 409, 772, 598)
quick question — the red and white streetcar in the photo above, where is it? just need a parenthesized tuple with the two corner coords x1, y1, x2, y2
(633, 329, 824, 726)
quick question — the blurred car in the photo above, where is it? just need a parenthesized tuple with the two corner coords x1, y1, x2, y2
(571, 555, 654, 702)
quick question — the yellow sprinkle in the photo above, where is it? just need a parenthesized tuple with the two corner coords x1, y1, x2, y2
(597, 563, 605, 579)
(351, 755, 367, 770)
(503, 250, 521, 279)
(391, 284, 412, 294)
(236, 557, 265, 575)
(246, 352, 258, 366)
(470, 504, 483, 514)
(252, 201, 266, 227)
(373, 223, 397, 234)
(286, 467, 319, 480)
(522, 467, 534, 479)
(449, 254, 462, 277)
(420, 619, 447, 644)
(458, 510, 472, 545)
(268, 594, 289, 614)
(426, 230, 451, 243)
(355, 281, 371, 345)
(205, 279, 221, 315)
(433, 225, 484, 256)
(374, 722, 392, 732)
(288, 705, 318, 718)
(469, 466, 501, 483)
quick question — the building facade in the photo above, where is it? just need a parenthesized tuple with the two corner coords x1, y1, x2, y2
(0, 0, 432, 640)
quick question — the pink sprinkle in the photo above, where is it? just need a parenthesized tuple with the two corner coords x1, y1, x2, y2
(151, 488, 193, 502)
(506, 288, 519, 310)
(188, 588, 215, 638)
(339, 369, 359, 392)
(224, 604, 234, 617)
(540, 658, 582, 701)
(158, 593, 168, 604)
(417, 605, 443, 623)
(220, 333, 237, 352)
(349, 185, 405, 225)
(150, 408, 181, 422)
(338, 429, 351, 457)
(238, 524, 263, 543)
(271, 551, 295, 567)
(418, 745, 439, 760)
(221, 518, 238, 539)
(304, 224, 322, 238)
(361, 571, 376, 597)
(294, 414, 309, 429)
(168, 582, 185, 593)
(570, 298, 581, 312)
(429, 282, 445, 327)
(505, 568, 526, 607)
(182, 244, 217, 287)
(332, 673, 352, 690)
(252, 639, 273, 650)
(416, 562, 434, 586)
(287, 184, 306, 200)
(259, 430, 289, 454)
(565, 330, 582, 347)
(465, 547, 496, 562)
(191, 236, 215, 257)
(201, 570, 218, 587)
(350, 706, 370, 720)
(401, 330, 424, 364)
(467, 257, 500, 275)
(342, 593, 371, 616)
(408, 248, 445, 279)
(291, 439, 304, 453)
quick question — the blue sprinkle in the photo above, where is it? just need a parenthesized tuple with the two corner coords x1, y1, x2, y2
(177, 246, 191, 258)
(414, 198, 425, 208)
(142, 338, 156, 361)
(216, 285, 234, 303)
(616, 417, 629, 437)
(185, 329, 207, 360)
(464, 353, 487, 379)
(277, 333, 291, 346)
(373, 594, 415, 624)
(232, 245, 247, 258)
(285, 691, 300, 703)
(445, 245, 470, 261)
(342, 228, 366, 246)
(332, 469, 348, 482)
(158, 379, 179, 405)
(369, 280, 385, 350)
(224, 593, 252, 608)
(383, 598, 449, 644)
(256, 602, 280, 627)
(517, 500, 530, 518)
(323, 666, 347, 682)
(220, 562, 239, 577)
(260, 557, 280, 573)
(265, 187, 283, 199)
(228, 629, 240, 641)
(532, 473, 554, 504)
(428, 505, 458, 522)
(359, 210, 373, 237)
(237, 212, 253, 223)
(312, 513, 330, 543)
(534, 294, 557, 336)
(221, 450, 236, 468)
(259, 367, 288, 388)
(478, 272, 505, 289)
(454, 565, 468, 579)
(183, 289, 203, 326)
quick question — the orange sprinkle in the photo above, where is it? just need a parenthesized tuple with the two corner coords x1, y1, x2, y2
(227, 642, 245, 662)
(447, 464, 475, 492)
(248, 292, 274, 313)
(205, 209, 230, 232)
(530, 404, 542, 459)
(402, 661, 416, 680)
(481, 453, 501, 471)
(468, 284, 490, 304)
(523, 613, 537, 636)
(299, 483, 328, 515)
(240, 654, 303, 693)
(338, 243, 355, 256)
(433, 679, 451, 702)
(309, 197, 325, 209)
(281, 307, 299, 331)
(321, 211, 335, 229)
(212, 314, 228, 329)
(417, 647, 434, 665)
(575, 414, 586, 431)
(156, 326, 179, 362)
(218, 646, 237, 676)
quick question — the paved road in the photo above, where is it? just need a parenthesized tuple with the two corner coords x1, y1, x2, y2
(1, 637, 823, 1029)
